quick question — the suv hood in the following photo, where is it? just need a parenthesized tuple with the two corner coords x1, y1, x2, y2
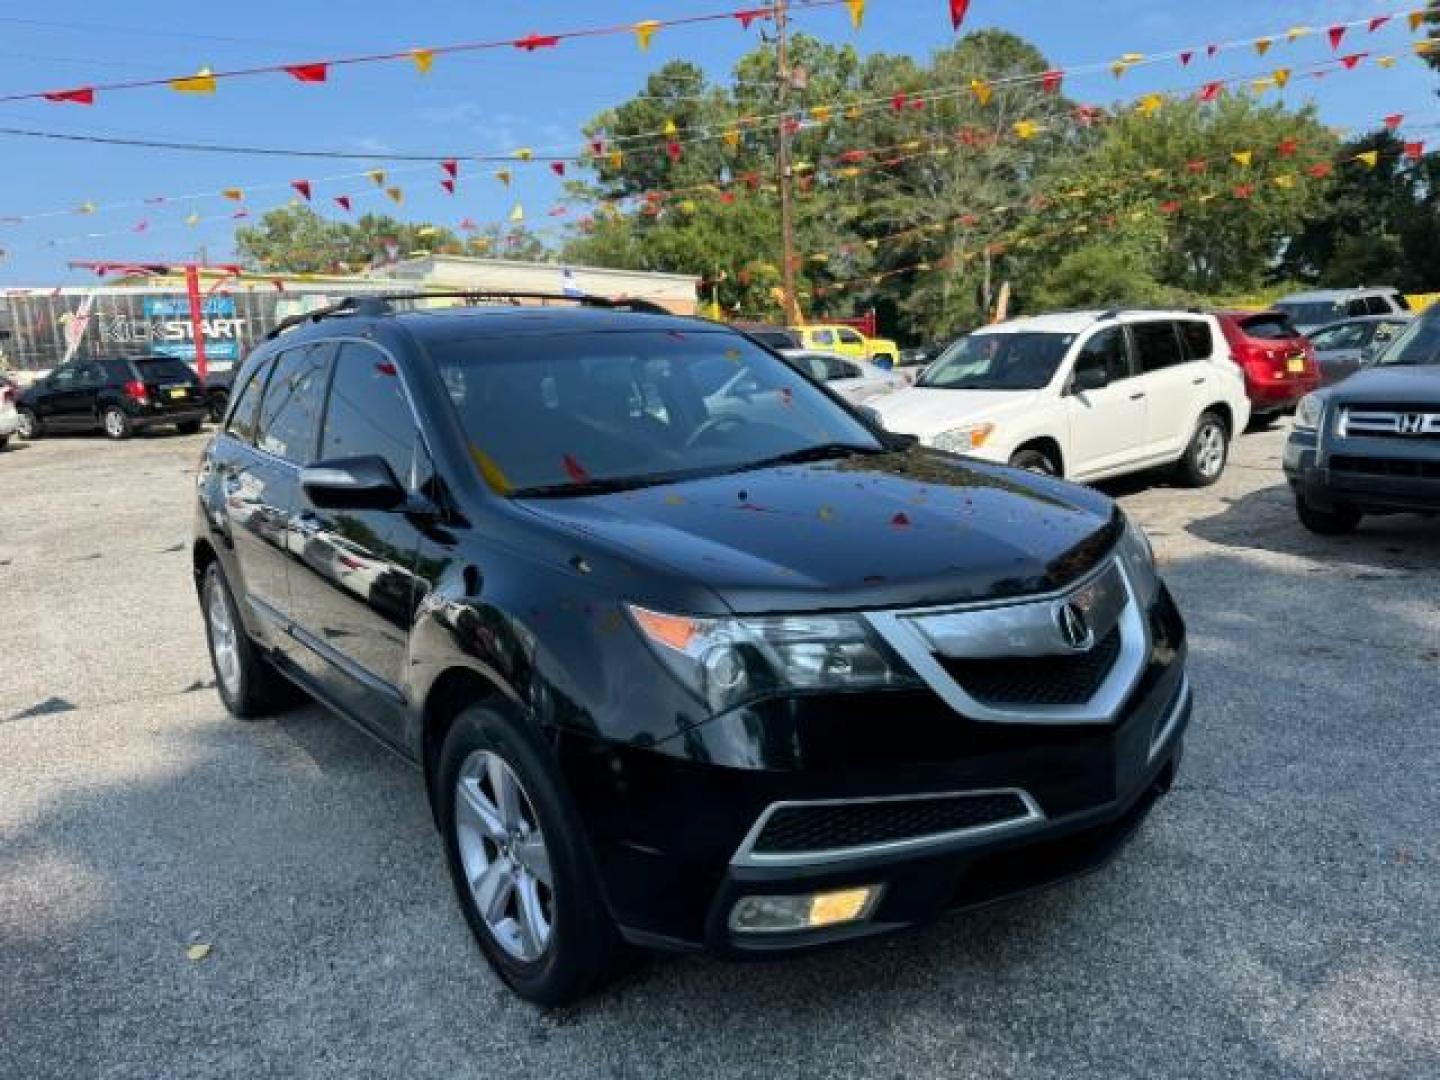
(1328, 364, 1440, 402)
(869, 388, 1043, 439)
(516, 448, 1119, 614)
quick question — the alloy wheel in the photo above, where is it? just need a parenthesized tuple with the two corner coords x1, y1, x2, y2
(206, 581, 241, 696)
(104, 410, 126, 438)
(17, 411, 36, 439)
(454, 750, 554, 963)
(1195, 423, 1226, 478)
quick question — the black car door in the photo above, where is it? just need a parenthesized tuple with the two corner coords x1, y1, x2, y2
(285, 339, 426, 744)
(36, 363, 90, 428)
(221, 344, 331, 643)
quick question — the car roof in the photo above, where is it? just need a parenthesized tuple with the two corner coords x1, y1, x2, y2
(975, 309, 1210, 336)
(1277, 288, 1398, 302)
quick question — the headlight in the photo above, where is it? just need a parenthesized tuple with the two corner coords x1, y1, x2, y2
(627, 606, 921, 714)
(1116, 516, 1161, 609)
(1294, 393, 1325, 432)
(931, 422, 996, 454)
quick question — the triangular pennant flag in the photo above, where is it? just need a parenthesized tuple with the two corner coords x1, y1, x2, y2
(411, 49, 435, 74)
(969, 78, 992, 105)
(1273, 174, 1296, 189)
(1137, 93, 1165, 116)
(1273, 68, 1292, 88)
(170, 67, 217, 94)
(221, 187, 244, 201)
(1276, 138, 1299, 158)
(1254, 37, 1273, 56)
(735, 9, 767, 30)
(43, 86, 94, 105)
(1186, 159, 1208, 173)
(1198, 81, 1224, 102)
(285, 63, 328, 83)
(1013, 119, 1040, 139)
(666, 140, 683, 162)
(513, 147, 534, 161)
(1231, 150, 1254, 167)
(1409, 11, 1426, 32)
(1207, 43, 1219, 57)
(1377, 55, 1398, 68)
(185, 211, 201, 226)
(130, 218, 147, 233)
(1286, 27, 1311, 43)
(1159, 200, 1182, 214)
(1307, 162, 1333, 179)
(662, 118, 679, 136)
(334, 195, 352, 211)
(949, 0, 970, 31)
(846, 0, 866, 29)
(723, 128, 742, 150)
(514, 33, 560, 51)
(589, 138, 605, 156)
(1405, 140, 1426, 160)
(1233, 184, 1255, 199)
(441, 159, 459, 179)
(385, 186, 404, 205)
(1327, 26, 1347, 51)
(1041, 70, 1064, 93)
(891, 91, 908, 111)
(291, 179, 312, 201)
(1179, 51, 1193, 67)
(440, 178, 455, 194)
(1369, 16, 1391, 33)
(366, 169, 386, 187)
(1355, 150, 1380, 168)
(1340, 53, 1367, 70)
(550, 161, 566, 176)
(810, 105, 832, 123)
(1385, 113, 1404, 130)
(634, 20, 661, 51)
(74, 201, 95, 214)
(495, 169, 511, 187)
(459, 217, 478, 231)
(1251, 75, 1277, 94)
(509, 203, 525, 222)
(608, 149, 624, 169)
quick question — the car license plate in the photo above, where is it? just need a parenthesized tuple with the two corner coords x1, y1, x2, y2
(1287, 357, 1305, 373)
(169, 388, 188, 399)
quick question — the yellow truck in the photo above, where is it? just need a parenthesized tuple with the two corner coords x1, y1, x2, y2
(794, 324, 901, 367)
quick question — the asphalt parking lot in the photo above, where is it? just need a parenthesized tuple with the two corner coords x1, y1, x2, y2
(1, 425, 1436, 1080)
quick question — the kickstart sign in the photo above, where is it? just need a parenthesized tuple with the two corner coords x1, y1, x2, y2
(95, 296, 245, 360)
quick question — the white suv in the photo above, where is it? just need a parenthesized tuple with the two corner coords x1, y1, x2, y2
(871, 310, 1251, 486)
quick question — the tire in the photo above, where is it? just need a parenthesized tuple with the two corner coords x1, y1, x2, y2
(16, 409, 40, 440)
(1176, 411, 1229, 487)
(101, 405, 133, 440)
(437, 705, 626, 1007)
(0, 435, 8, 451)
(201, 562, 303, 718)
(1009, 446, 1060, 476)
(1246, 411, 1279, 433)
(1296, 498, 1362, 535)
(177, 419, 203, 435)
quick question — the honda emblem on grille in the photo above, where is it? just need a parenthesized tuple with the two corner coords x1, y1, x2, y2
(1055, 602, 1095, 652)
(1401, 413, 1425, 435)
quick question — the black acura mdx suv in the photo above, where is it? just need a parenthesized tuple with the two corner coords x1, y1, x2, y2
(193, 294, 1190, 1005)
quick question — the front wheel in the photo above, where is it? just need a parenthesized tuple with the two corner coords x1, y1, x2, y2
(438, 705, 627, 1007)
(1176, 411, 1229, 487)
(16, 409, 40, 440)
(101, 405, 132, 440)
(1009, 446, 1059, 476)
(1297, 498, 1362, 535)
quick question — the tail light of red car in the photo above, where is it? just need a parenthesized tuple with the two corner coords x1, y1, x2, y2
(123, 379, 148, 402)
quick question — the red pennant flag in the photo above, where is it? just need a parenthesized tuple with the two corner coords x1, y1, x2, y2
(550, 162, 567, 176)
(891, 92, 908, 112)
(43, 86, 95, 105)
(1206, 44, 1219, 58)
(133, 219, 149, 232)
(1179, 51, 1193, 67)
(719, 191, 736, 204)
(781, 117, 801, 135)
(1277, 138, 1299, 158)
(291, 179, 312, 201)
(440, 178, 455, 194)
(1186, 159, 1208, 173)
(665, 140, 682, 161)
(1327, 26, 1347, 51)
(735, 8, 767, 29)
(1369, 16, 1391, 33)
(514, 33, 560, 51)
(909, 97, 926, 110)
(459, 217, 478, 231)
(839, 149, 869, 163)
(1159, 200, 1182, 215)
(441, 159, 458, 179)
(1233, 184, 1255, 200)
(548, 206, 568, 217)
(1385, 113, 1404, 130)
(1406, 141, 1426, 160)
(1074, 104, 1102, 126)
(1307, 162, 1333, 179)
(1340, 53, 1367, 69)
(589, 139, 605, 156)
(284, 63, 328, 83)
(1041, 70, 1064, 93)
(334, 195, 352, 211)
(1197, 81, 1223, 102)
(562, 455, 591, 484)
(949, 0, 970, 31)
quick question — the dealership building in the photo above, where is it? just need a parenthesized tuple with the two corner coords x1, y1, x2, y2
(0, 256, 699, 374)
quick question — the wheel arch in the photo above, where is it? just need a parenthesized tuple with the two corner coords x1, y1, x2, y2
(192, 537, 219, 595)
(1011, 435, 1065, 477)
(419, 665, 518, 824)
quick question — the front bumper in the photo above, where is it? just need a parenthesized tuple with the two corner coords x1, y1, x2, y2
(1284, 430, 1440, 514)
(560, 583, 1190, 955)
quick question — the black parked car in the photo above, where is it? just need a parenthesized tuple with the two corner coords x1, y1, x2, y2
(1285, 305, 1440, 534)
(17, 355, 208, 440)
(193, 293, 1191, 1005)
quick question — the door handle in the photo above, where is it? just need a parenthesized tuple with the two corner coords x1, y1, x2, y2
(1191, 377, 1207, 386)
(1129, 392, 1146, 401)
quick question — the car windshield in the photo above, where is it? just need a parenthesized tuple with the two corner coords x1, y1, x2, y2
(918, 332, 1073, 390)
(1275, 301, 1343, 326)
(429, 329, 882, 496)
(1375, 314, 1440, 367)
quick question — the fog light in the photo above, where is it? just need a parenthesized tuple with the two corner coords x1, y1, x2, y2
(728, 886, 883, 935)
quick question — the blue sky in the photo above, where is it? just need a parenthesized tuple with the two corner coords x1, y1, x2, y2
(0, 0, 1433, 284)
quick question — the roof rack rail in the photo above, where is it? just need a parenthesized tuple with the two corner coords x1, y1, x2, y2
(264, 290, 672, 340)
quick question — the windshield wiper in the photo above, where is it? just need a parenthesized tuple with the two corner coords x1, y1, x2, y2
(733, 442, 884, 473)
(514, 473, 689, 499)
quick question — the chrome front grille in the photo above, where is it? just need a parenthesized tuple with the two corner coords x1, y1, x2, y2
(936, 625, 1123, 707)
(1340, 407, 1440, 440)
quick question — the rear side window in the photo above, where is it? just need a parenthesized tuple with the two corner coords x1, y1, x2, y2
(102, 358, 135, 383)
(226, 358, 272, 442)
(256, 344, 330, 464)
(319, 343, 416, 485)
(1178, 321, 1214, 360)
(838, 329, 864, 345)
(1130, 322, 1186, 373)
(811, 330, 835, 346)
(134, 357, 196, 383)
(1363, 295, 1393, 316)
(1237, 313, 1298, 341)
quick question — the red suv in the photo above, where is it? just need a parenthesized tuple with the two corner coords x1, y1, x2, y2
(1213, 310, 1320, 420)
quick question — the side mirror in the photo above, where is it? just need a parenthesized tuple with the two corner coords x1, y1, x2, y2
(300, 455, 406, 511)
(1071, 367, 1109, 394)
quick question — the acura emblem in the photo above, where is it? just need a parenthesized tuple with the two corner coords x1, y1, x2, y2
(1401, 413, 1425, 435)
(1055, 602, 1095, 652)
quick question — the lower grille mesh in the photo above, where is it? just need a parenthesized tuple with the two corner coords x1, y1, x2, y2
(751, 792, 1031, 854)
(936, 625, 1123, 707)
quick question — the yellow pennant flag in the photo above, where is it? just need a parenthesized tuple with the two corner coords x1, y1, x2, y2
(1013, 119, 1039, 140)
(1377, 55, 1398, 68)
(385, 186, 403, 205)
(1251, 76, 1276, 94)
(970, 78, 993, 105)
(513, 147, 533, 161)
(839, 166, 861, 179)
(170, 67, 217, 94)
(608, 148, 624, 169)
(810, 105, 832, 123)
(221, 188, 244, 201)
(1111, 54, 1143, 78)
(494, 169, 511, 187)
(1285, 26, 1311, 43)
(847, 0, 866, 28)
(1274, 68, 1292, 88)
(1137, 93, 1164, 116)
(1355, 150, 1380, 168)
(1409, 10, 1426, 32)
(844, 104, 864, 121)
(1254, 37, 1273, 56)
(723, 128, 742, 149)
(678, 200, 697, 215)
(509, 203, 525, 222)
(410, 48, 435, 74)
(1144, 168, 1166, 181)
(1415, 40, 1438, 56)
(366, 169, 386, 187)
(1273, 174, 1296, 189)
(1232, 150, 1254, 167)
(662, 118, 678, 136)
(634, 20, 661, 51)
(77, 201, 96, 214)
(185, 211, 200, 226)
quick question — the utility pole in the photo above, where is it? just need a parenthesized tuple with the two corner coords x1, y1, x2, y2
(775, 0, 801, 325)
